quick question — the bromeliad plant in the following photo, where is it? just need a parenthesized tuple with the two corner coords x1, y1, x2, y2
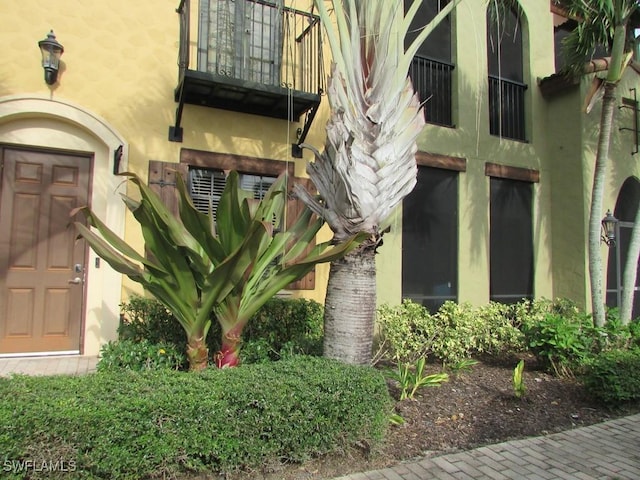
(387, 357, 449, 401)
(512, 359, 525, 399)
(72, 171, 364, 371)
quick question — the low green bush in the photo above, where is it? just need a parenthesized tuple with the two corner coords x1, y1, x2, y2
(521, 312, 594, 376)
(118, 295, 222, 358)
(0, 357, 391, 479)
(118, 295, 323, 366)
(581, 348, 640, 404)
(628, 318, 640, 347)
(375, 300, 525, 365)
(97, 339, 185, 372)
(434, 301, 525, 361)
(242, 297, 324, 360)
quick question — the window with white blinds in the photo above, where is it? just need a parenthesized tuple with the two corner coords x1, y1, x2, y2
(188, 167, 277, 221)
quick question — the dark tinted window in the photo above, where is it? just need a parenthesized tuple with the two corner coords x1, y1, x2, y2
(490, 177, 533, 303)
(404, 0, 451, 63)
(404, 0, 454, 126)
(402, 167, 458, 312)
(487, 6, 523, 82)
(486, 6, 526, 140)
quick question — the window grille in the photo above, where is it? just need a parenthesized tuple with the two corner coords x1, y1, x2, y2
(404, 0, 454, 127)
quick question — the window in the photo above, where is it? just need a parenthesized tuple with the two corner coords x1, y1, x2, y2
(486, 5, 527, 141)
(198, 0, 283, 86)
(404, 0, 454, 127)
(607, 177, 640, 318)
(490, 177, 533, 304)
(188, 168, 276, 221)
(402, 166, 459, 312)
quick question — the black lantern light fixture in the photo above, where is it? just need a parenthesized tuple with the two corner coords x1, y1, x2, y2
(601, 210, 618, 247)
(38, 30, 64, 85)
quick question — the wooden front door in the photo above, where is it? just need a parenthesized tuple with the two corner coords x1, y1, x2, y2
(0, 148, 90, 354)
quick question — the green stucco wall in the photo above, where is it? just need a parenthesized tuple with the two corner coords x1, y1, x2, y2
(378, 0, 557, 308)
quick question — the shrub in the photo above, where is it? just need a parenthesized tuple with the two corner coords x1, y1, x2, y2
(118, 295, 323, 366)
(118, 295, 222, 357)
(433, 301, 525, 362)
(0, 357, 391, 479)
(374, 300, 524, 365)
(628, 318, 640, 347)
(97, 339, 185, 372)
(520, 311, 595, 376)
(374, 300, 437, 364)
(581, 348, 640, 404)
(242, 297, 324, 360)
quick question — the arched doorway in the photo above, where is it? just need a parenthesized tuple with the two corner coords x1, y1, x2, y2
(606, 177, 640, 319)
(0, 95, 127, 356)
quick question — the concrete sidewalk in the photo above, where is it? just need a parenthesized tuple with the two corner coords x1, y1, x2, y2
(2, 355, 639, 479)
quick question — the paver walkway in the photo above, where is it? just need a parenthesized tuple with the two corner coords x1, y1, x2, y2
(2, 356, 639, 479)
(332, 414, 640, 480)
(0, 355, 98, 377)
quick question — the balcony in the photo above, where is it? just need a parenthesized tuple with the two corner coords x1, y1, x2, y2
(171, 0, 324, 153)
(408, 55, 454, 127)
(488, 75, 527, 142)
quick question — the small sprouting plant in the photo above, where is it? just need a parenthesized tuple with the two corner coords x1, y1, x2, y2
(513, 359, 526, 399)
(447, 358, 479, 375)
(388, 357, 449, 400)
(389, 413, 405, 425)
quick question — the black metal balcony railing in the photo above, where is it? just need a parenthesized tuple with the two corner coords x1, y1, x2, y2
(488, 75, 527, 142)
(408, 56, 454, 127)
(171, 0, 324, 147)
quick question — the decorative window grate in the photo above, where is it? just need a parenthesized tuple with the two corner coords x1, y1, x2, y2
(488, 76, 527, 141)
(409, 56, 454, 127)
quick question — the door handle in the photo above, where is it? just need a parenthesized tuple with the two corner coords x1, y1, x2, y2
(68, 277, 82, 285)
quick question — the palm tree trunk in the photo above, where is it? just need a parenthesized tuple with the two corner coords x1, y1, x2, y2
(621, 209, 640, 324)
(323, 245, 377, 365)
(589, 82, 618, 327)
(186, 334, 209, 371)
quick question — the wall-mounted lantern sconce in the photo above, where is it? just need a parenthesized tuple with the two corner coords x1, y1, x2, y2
(601, 210, 618, 247)
(38, 30, 64, 85)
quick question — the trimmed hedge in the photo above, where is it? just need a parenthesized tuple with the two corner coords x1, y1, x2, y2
(581, 348, 640, 404)
(0, 357, 391, 479)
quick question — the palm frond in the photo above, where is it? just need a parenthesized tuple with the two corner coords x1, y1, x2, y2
(561, 0, 639, 77)
(305, 0, 459, 241)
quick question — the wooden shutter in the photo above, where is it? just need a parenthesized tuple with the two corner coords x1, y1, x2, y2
(148, 160, 188, 217)
(287, 177, 316, 290)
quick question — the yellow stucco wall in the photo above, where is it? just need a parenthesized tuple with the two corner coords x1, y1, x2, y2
(0, 0, 331, 354)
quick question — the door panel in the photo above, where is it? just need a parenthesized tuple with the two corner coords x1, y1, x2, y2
(0, 148, 90, 354)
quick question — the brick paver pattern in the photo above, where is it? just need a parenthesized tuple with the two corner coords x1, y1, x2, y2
(332, 414, 640, 480)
